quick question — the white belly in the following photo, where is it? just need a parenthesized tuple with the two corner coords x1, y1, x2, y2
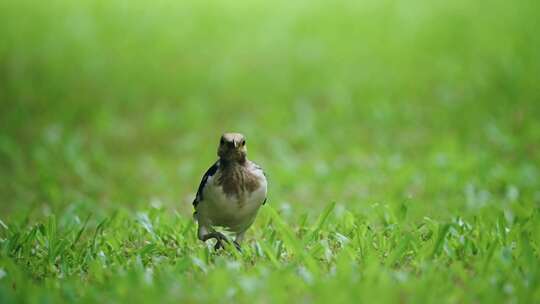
(196, 175, 267, 233)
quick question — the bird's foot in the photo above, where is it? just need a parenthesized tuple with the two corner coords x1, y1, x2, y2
(233, 240, 242, 251)
(201, 232, 241, 251)
(214, 239, 225, 250)
(202, 232, 229, 250)
(216, 240, 242, 251)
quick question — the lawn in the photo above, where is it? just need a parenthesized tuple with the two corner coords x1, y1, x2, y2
(0, 0, 539, 303)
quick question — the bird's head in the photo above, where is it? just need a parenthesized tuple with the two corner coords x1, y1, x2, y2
(217, 132, 247, 163)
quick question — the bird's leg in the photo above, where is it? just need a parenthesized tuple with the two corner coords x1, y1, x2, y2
(233, 232, 245, 251)
(198, 224, 227, 249)
(201, 231, 230, 250)
(198, 225, 241, 251)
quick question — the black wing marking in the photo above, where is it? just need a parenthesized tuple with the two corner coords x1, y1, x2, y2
(193, 161, 219, 208)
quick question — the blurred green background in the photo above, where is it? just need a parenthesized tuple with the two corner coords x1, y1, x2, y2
(1, 0, 539, 221)
(1, 0, 540, 303)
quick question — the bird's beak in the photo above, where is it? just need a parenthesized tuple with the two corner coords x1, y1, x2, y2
(233, 140, 238, 148)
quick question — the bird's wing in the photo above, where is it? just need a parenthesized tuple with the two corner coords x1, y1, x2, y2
(252, 162, 268, 205)
(193, 161, 219, 208)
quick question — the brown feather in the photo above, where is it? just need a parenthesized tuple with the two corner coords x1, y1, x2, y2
(217, 161, 260, 198)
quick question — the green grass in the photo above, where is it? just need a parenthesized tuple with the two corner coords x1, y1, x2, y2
(1, 0, 539, 302)
(1, 204, 539, 303)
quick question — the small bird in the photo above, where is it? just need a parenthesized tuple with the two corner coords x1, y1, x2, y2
(193, 133, 267, 250)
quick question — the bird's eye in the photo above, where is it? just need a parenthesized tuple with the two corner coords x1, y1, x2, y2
(241, 140, 246, 146)
(220, 138, 225, 145)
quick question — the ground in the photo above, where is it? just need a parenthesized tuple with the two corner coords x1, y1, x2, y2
(0, 0, 539, 303)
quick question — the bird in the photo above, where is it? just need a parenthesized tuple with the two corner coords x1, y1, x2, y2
(193, 132, 267, 250)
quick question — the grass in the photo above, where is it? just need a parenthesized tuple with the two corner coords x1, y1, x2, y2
(1, 203, 539, 302)
(1, 0, 539, 302)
